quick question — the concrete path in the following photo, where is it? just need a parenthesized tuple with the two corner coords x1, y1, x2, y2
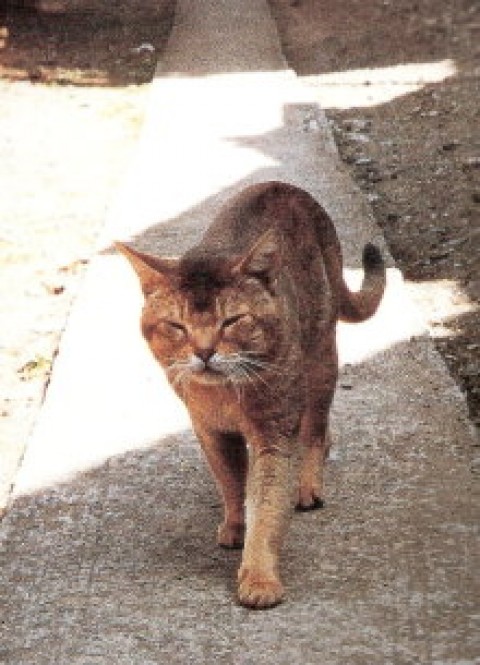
(1, 1, 478, 663)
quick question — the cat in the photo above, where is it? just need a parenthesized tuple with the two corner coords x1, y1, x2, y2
(117, 181, 386, 609)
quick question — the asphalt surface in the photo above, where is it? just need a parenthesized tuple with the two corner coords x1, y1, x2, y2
(1, 1, 478, 663)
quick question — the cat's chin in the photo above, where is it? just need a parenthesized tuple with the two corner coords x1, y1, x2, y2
(190, 369, 228, 385)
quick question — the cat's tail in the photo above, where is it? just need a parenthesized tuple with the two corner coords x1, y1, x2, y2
(337, 243, 386, 323)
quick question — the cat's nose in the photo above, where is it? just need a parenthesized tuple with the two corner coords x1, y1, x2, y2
(195, 347, 215, 364)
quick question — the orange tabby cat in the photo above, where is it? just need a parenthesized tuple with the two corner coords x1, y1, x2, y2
(117, 181, 386, 609)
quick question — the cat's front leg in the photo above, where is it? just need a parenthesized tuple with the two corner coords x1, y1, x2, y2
(238, 441, 292, 609)
(194, 426, 248, 549)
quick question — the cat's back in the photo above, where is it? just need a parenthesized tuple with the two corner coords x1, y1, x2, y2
(180, 182, 338, 333)
(199, 181, 337, 259)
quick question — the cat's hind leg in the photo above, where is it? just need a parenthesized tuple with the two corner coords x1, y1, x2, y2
(296, 415, 331, 511)
(296, 337, 337, 511)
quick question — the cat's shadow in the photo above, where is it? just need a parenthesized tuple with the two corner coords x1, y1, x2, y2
(4, 433, 243, 603)
(4, 428, 341, 610)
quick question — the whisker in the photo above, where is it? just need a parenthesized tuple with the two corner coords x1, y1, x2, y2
(231, 365, 251, 402)
(171, 367, 189, 389)
(229, 351, 291, 376)
(214, 358, 243, 402)
(213, 352, 276, 392)
(244, 358, 292, 376)
(239, 361, 271, 390)
(168, 358, 194, 393)
(166, 358, 191, 371)
(164, 351, 288, 399)
(229, 372, 243, 403)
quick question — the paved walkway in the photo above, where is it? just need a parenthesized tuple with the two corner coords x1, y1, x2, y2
(1, 1, 478, 663)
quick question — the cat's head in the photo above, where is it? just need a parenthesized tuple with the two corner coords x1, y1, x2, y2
(116, 230, 283, 388)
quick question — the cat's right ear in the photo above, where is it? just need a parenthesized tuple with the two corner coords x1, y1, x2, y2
(231, 228, 281, 285)
(115, 242, 179, 296)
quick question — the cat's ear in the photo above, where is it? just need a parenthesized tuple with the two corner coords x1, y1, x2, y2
(232, 229, 280, 284)
(115, 242, 179, 296)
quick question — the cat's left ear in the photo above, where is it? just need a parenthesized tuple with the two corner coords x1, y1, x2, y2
(232, 228, 281, 285)
(116, 242, 179, 296)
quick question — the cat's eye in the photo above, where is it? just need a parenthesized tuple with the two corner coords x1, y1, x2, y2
(222, 314, 245, 329)
(163, 320, 186, 335)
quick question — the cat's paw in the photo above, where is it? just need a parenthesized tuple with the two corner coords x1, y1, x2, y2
(237, 567, 285, 609)
(217, 522, 245, 549)
(295, 487, 324, 512)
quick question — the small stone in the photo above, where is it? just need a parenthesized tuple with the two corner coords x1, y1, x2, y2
(429, 250, 449, 261)
(461, 363, 479, 378)
(463, 157, 480, 169)
(442, 141, 459, 151)
(348, 119, 371, 132)
(59, 258, 88, 273)
(38, 0, 66, 12)
(28, 68, 42, 82)
(44, 284, 65, 296)
(355, 156, 373, 166)
(17, 356, 51, 381)
(346, 132, 370, 143)
(470, 458, 480, 474)
(132, 43, 155, 54)
(0, 27, 8, 49)
(303, 117, 321, 133)
(467, 280, 480, 299)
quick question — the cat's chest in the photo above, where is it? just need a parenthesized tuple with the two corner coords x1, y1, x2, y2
(183, 382, 248, 432)
(181, 377, 301, 441)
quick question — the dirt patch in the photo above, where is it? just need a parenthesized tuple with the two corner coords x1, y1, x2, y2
(0, 1, 175, 504)
(0, 2, 175, 85)
(269, 0, 480, 429)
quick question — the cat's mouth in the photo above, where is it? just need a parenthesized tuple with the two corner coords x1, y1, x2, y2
(168, 352, 271, 388)
(191, 365, 227, 382)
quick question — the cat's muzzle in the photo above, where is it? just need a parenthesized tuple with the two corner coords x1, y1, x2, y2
(190, 352, 223, 375)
